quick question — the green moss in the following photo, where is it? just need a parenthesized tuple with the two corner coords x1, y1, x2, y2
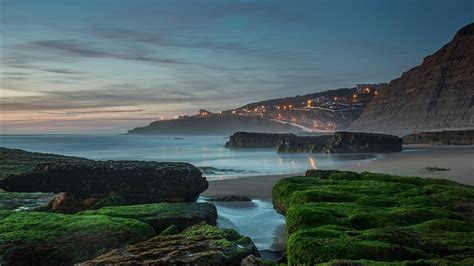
(273, 170, 474, 265)
(159, 224, 178, 236)
(0, 147, 87, 179)
(0, 210, 155, 264)
(79, 202, 217, 232)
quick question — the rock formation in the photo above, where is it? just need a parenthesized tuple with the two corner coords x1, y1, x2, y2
(225, 131, 402, 153)
(225, 132, 295, 148)
(322, 132, 403, 153)
(78, 223, 259, 265)
(0, 210, 155, 265)
(0, 160, 208, 208)
(79, 202, 218, 233)
(272, 170, 474, 265)
(349, 23, 474, 134)
(403, 129, 474, 145)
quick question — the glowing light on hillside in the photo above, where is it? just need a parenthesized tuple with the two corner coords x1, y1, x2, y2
(353, 94, 357, 98)
(374, 91, 378, 95)
(307, 100, 312, 107)
(334, 97, 338, 101)
(289, 105, 293, 108)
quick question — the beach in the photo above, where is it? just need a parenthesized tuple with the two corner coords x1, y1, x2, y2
(204, 145, 474, 200)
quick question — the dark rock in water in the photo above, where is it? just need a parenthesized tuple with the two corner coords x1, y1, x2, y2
(225, 132, 295, 148)
(0, 161, 208, 205)
(79, 202, 218, 233)
(206, 195, 252, 202)
(277, 135, 332, 153)
(0, 210, 155, 265)
(226, 131, 400, 153)
(403, 130, 474, 145)
(322, 132, 402, 153)
(79, 223, 260, 266)
(426, 167, 451, 172)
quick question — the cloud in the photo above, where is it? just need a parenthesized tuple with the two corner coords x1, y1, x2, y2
(11, 39, 190, 65)
(42, 68, 85, 75)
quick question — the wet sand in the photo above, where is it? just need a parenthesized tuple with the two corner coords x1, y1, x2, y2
(203, 145, 474, 200)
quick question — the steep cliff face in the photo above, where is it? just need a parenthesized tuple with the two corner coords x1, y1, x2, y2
(349, 23, 474, 134)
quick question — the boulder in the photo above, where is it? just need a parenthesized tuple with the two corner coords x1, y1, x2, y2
(0, 210, 155, 265)
(0, 161, 208, 205)
(322, 132, 402, 153)
(79, 223, 260, 266)
(79, 202, 218, 233)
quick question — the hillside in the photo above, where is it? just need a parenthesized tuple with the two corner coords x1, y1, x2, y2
(127, 114, 302, 135)
(349, 23, 474, 135)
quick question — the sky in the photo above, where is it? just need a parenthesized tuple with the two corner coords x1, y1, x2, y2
(0, 0, 473, 133)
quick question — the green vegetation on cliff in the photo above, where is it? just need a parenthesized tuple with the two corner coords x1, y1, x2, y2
(0, 210, 155, 264)
(273, 170, 474, 265)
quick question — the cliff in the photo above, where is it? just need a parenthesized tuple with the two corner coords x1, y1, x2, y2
(403, 129, 474, 145)
(349, 23, 474, 134)
(127, 114, 302, 135)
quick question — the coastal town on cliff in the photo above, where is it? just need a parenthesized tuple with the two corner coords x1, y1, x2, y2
(1, 1, 473, 265)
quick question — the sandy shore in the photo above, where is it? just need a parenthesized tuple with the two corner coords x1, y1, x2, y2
(203, 145, 474, 200)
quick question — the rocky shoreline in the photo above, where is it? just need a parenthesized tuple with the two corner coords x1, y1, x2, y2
(0, 148, 265, 265)
(1, 147, 473, 265)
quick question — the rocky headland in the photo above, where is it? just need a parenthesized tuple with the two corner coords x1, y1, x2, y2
(127, 114, 302, 135)
(403, 129, 474, 145)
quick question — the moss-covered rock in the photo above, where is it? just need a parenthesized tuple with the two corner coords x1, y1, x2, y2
(0, 210, 155, 264)
(273, 170, 474, 265)
(79, 202, 217, 233)
(79, 223, 259, 265)
(0, 147, 88, 180)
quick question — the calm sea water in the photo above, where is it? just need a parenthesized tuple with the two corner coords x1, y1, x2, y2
(0, 134, 381, 180)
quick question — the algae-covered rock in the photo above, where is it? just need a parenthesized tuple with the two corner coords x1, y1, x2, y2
(0, 160, 208, 204)
(272, 170, 474, 265)
(0, 147, 88, 180)
(79, 223, 259, 265)
(0, 210, 155, 265)
(79, 202, 217, 233)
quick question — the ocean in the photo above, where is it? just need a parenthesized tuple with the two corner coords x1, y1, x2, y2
(0, 134, 381, 180)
